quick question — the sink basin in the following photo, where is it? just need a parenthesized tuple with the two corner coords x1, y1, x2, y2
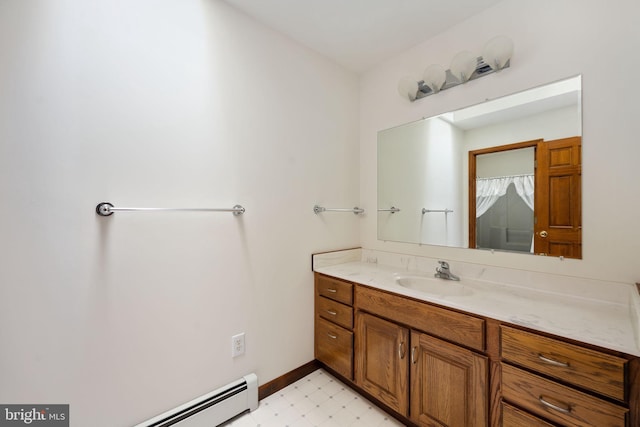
(394, 275, 473, 297)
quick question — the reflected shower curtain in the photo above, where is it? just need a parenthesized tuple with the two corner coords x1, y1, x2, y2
(476, 174, 535, 252)
(475, 174, 534, 217)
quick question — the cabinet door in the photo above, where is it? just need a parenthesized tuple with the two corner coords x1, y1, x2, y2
(410, 331, 488, 427)
(355, 312, 409, 415)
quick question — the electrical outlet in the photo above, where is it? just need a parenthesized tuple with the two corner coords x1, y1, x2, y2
(231, 333, 245, 358)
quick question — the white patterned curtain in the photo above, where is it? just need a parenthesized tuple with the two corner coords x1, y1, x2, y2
(476, 174, 534, 218)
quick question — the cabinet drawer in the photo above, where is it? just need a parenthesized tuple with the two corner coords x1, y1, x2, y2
(316, 274, 353, 306)
(356, 285, 485, 351)
(501, 326, 626, 401)
(315, 316, 353, 379)
(502, 402, 555, 427)
(502, 364, 628, 427)
(317, 296, 353, 329)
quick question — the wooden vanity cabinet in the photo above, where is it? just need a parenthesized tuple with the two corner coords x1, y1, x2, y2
(313, 273, 639, 427)
(500, 325, 631, 427)
(355, 284, 488, 426)
(314, 274, 354, 380)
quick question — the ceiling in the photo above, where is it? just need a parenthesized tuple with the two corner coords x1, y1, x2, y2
(222, 0, 505, 73)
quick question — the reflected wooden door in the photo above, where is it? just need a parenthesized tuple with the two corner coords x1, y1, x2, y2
(534, 137, 582, 258)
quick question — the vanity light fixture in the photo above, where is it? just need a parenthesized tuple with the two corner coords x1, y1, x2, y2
(398, 35, 514, 102)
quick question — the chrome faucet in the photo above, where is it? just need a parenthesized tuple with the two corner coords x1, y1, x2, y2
(434, 260, 460, 281)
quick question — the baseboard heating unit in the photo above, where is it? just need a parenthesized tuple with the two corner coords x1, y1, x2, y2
(134, 373, 258, 427)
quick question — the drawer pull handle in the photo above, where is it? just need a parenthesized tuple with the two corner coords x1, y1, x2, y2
(539, 396, 571, 414)
(326, 310, 337, 316)
(326, 288, 338, 293)
(398, 342, 406, 359)
(411, 346, 418, 364)
(538, 353, 570, 368)
(327, 332, 338, 339)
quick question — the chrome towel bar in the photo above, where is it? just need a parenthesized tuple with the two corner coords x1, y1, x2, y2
(95, 202, 245, 217)
(313, 205, 364, 215)
(378, 207, 401, 213)
(422, 208, 453, 214)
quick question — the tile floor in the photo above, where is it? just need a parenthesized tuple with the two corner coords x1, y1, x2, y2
(220, 369, 405, 427)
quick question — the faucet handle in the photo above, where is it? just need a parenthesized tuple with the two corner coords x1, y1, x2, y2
(437, 260, 449, 269)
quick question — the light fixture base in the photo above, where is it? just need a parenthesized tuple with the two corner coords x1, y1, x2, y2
(412, 57, 510, 101)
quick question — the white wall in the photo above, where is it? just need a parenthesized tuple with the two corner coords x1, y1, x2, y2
(378, 117, 463, 247)
(360, 0, 640, 283)
(420, 118, 464, 247)
(0, 1, 359, 425)
(378, 120, 429, 243)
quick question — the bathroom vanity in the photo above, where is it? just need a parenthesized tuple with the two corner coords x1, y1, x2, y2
(313, 249, 640, 427)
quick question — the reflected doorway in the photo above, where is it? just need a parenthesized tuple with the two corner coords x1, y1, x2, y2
(469, 137, 582, 258)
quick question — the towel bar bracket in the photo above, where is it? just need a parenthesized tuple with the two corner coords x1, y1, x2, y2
(96, 202, 115, 216)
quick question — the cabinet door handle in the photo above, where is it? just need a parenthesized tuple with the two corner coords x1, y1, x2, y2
(325, 288, 337, 293)
(327, 332, 338, 339)
(538, 353, 570, 368)
(539, 396, 571, 414)
(398, 342, 406, 359)
(326, 310, 337, 316)
(411, 346, 418, 364)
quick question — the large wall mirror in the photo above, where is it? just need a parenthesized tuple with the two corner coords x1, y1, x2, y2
(378, 75, 582, 258)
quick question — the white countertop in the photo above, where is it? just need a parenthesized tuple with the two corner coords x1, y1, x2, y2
(314, 259, 640, 357)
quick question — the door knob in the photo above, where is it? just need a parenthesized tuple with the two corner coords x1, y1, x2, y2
(539, 230, 548, 238)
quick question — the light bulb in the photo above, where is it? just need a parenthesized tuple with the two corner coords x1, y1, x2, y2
(482, 35, 514, 71)
(397, 77, 419, 101)
(422, 64, 446, 94)
(450, 51, 478, 83)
